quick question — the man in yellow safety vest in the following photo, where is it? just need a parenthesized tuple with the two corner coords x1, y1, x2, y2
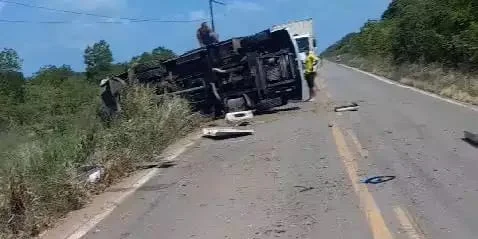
(304, 50, 319, 101)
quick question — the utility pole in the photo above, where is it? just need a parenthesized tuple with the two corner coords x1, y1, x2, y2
(209, 0, 215, 31)
(209, 0, 225, 32)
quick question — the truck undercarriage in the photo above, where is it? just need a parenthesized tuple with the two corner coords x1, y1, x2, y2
(101, 28, 304, 117)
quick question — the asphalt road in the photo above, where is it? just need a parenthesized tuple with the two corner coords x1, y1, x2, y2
(82, 61, 478, 239)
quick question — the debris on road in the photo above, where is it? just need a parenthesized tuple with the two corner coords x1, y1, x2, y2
(334, 102, 359, 112)
(361, 176, 396, 185)
(294, 185, 315, 192)
(225, 110, 254, 124)
(135, 161, 177, 170)
(464, 131, 478, 146)
(202, 127, 254, 139)
(158, 161, 177, 168)
(78, 165, 105, 184)
(85, 166, 105, 184)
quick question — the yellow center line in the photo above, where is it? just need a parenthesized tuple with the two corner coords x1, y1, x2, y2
(321, 72, 423, 239)
(332, 126, 394, 239)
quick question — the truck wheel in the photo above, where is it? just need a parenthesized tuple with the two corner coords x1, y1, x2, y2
(226, 97, 246, 112)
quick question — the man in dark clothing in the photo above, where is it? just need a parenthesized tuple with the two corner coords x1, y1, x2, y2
(197, 22, 219, 47)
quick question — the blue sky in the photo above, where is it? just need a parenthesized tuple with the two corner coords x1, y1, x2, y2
(0, 0, 390, 75)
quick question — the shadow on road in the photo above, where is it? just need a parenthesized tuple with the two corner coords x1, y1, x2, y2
(106, 183, 176, 193)
(462, 138, 478, 148)
(256, 106, 301, 115)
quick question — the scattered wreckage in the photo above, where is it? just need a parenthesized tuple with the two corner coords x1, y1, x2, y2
(100, 27, 309, 118)
(202, 127, 254, 139)
(464, 131, 478, 146)
(334, 102, 359, 112)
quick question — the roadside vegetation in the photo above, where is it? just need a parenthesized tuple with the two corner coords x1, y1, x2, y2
(322, 0, 478, 105)
(0, 42, 198, 238)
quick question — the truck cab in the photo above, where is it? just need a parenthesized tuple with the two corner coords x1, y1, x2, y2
(294, 34, 317, 62)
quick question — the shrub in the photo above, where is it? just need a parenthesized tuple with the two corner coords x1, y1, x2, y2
(0, 84, 198, 238)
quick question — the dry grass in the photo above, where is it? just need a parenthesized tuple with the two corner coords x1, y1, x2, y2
(0, 86, 198, 238)
(335, 54, 478, 105)
(96, 86, 199, 185)
(0, 131, 92, 238)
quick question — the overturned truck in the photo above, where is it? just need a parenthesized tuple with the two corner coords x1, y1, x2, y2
(101, 28, 307, 117)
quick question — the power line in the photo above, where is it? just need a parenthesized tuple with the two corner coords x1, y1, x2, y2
(0, 18, 208, 24)
(0, 0, 205, 23)
(0, 0, 141, 20)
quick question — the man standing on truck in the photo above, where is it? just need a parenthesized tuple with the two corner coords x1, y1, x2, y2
(304, 50, 319, 101)
(197, 22, 219, 47)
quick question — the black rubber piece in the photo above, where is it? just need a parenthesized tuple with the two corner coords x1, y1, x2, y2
(363, 176, 396, 184)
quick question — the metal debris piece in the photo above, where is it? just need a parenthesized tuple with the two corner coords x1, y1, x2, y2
(86, 167, 105, 184)
(202, 127, 254, 139)
(225, 110, 254, 124)
(464, 131, 478, 145)
(334, 102, 359, 112)
(78, 165, 105, 184)
(158, 161, 177, 168)
(135, 161, 177, 170)
(294, 186, 315, 192)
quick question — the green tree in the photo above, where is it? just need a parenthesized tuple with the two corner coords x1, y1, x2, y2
(0, 48, 24, 129)
(0, 71, 25, 129)
(0, 48, 22, 72)
(151, 47, 176, 61)
(84, 40, 114, 83)
(323, 0, 478, 70)
(131, 46, 176, 66)
(110, 62, 129, 76)
(33, 65, 75, 86)
(23, 65, 98, 133)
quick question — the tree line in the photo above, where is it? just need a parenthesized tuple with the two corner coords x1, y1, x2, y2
(322, 0, 478, 71)
(0, 41, 176, 130)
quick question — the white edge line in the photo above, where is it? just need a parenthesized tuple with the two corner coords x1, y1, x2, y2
(338, 63, 478, 113)
(65, 135, 201, 239)
(393, 206, 425, 239)
(346, 129, 369, 159)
